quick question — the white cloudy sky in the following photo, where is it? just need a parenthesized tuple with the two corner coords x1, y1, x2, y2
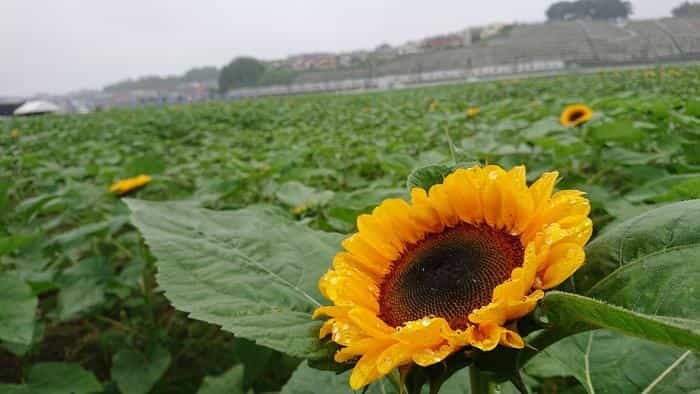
(1, 0, 674, 96)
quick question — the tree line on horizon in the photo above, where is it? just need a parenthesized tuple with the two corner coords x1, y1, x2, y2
(106, 1, 699, 94)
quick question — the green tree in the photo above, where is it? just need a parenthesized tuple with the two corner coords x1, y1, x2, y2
(546, 0, 632, 21)
(672, 2, 700, 17)
(183, 66, 219, 82)
(218, 57, 266, 92)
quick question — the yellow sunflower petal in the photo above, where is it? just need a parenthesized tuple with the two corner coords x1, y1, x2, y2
(468, 324, 503, 351)
(335, 337, 390, 362)
(375, 199, 423, 244)
(349, 345, 387, 390)
(376, 343, 416, 374)
(412, 343, 456, 366)
(444, 169, 482, 224)
(529, 171, 558, 211)
(539, 243, 585, 289)
(342, 235, 392, 274)
(499, 328, 524, 348)
(409, 188, 445, 233)
(394, 317, 451, 348)
(357, 214, 403, 258)
(348, 308, 394, 339)
(427, 184, 460, 227)
(319, 319, 335, 338)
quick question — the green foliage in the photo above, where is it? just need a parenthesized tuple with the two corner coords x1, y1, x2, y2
(0, 363, 102, 394)
(0, 272, 37, 345)
(406, 163, 456, 190)
(672, 1, 700, 17)
(527, 330, 699, 393)
(2, 65, 700, 392)
(112, 345, 172, 394)
(125, 200, 343, 359)
(197, 365, 245, 394)
(540, 291, 699, 351)
(218, 57, 266, 92)
(546, 0, 632, 21)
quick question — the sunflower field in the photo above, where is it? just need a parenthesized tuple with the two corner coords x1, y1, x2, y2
(1, 66, 699, 394)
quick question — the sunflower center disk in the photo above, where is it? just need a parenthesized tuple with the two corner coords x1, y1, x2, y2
(378, 223, 524, 330)
(569, 111, 585, 122)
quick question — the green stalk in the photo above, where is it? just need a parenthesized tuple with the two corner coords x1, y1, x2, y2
(469, 367, 498, 394)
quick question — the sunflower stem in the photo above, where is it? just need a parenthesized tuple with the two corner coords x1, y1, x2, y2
(469, 367, 498, 394)
(443, 126, 457, 165)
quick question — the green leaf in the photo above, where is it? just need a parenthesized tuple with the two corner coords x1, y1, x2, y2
(56, 257, 112, 321)
(197, 365, 245, 394)
(280, 361, 399, 394)
(126, 200, 343, 359)
(281, 361, 353, 394)
(589, 119, 644, 144)
(0, 362, 102, 394)
(275, 181, 334, 210)
(624, 174, 700, 203)
(406, 163, 454, 190)
(0, 272, 38, 345)
(124, 155, 166, 176)
(576, 199, 700, 294)
(50, 217, 128, 246)
(540, 291, 700, 352)
(111, 345, 171, 394)
(520, 117, 564, 140)
(527, 330, 699, 394)
(0, 180, 9, 216)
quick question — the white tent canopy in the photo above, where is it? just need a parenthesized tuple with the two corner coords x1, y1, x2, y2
(13, 100, 61, 116)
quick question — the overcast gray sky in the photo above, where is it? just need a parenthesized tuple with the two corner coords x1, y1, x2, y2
(1, 0, 674, 96)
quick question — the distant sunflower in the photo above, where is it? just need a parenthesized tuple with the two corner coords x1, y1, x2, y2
(109, 174, 152, 195)
(314, 165, 592, 389)
(560, 104, 593, 127)
(9, 129, 19, 138)
(466, 107, 480, 117)
(429, 100, 439, 112)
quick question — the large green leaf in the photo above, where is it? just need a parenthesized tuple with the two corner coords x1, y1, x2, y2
(0, 271, 38, 345)
(276, 181, 334, 210)
(197, 365, 245, 394)
(588, 119, 644, 144)
(576, 199, 700, 294)
(540, 291, 699, 352)
(280, 361, 354, 394)
(624, 174, 700, 203)
(527, 330, 699, 394)
(280, 361, 399, 394)
(126, 200, 344, 359)
(0, 362, 102, 394)
(111, 345, 171, 394)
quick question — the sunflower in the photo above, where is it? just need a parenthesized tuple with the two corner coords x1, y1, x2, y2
(109, 174, 152, 195)
(560, 104, 593, 127)
(429, 100, 439, 112)
(9, 129, 19, 138)
(466, 107, 480, 117)
(314, 165, 592, 389)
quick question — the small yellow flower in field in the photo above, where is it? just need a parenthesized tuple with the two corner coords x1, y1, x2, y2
(314, 164, 592, 389)
(644, 70, 656, 78)
(362, 107, 371, 113)
(292, 205, 308, 214)
(110, 174, 152, 195)
(560, 104, 593, 127)
(466, 107, 480, 117)
(9, 129, 19, 138)
(429, 100, 438, 112)
(530, 100, 540, 107)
